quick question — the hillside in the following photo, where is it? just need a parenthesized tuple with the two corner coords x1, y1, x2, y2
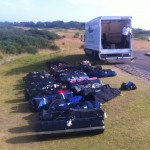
(0, 27, 60, 55)
(0, 28, 150, 62)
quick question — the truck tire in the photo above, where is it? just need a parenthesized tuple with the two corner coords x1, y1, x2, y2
(92, 51, 99, 60)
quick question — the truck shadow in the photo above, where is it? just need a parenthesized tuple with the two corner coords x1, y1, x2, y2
(5, 53, 124, 76)
(5, 54, 89, 76)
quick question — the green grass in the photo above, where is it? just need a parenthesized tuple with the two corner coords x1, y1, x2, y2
(0, 30, 150, 150)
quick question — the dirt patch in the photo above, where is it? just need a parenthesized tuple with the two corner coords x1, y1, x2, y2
(132, 39, 150, 50)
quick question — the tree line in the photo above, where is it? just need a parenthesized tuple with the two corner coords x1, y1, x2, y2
(0, 21, 85, 30)
(132, 28, 150, 40)
(0, 21, 149, 34)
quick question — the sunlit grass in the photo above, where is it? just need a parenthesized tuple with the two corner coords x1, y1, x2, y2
(0, 28, 150, 150)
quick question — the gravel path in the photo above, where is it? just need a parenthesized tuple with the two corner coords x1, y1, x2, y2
(115, 64, 150, 81)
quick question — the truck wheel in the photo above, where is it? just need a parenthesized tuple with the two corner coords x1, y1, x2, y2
(92, 51, 98, 60)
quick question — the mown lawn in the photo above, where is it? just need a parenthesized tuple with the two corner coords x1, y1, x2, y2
(0, 50, 150, 150)
(0, 29, 150, 150)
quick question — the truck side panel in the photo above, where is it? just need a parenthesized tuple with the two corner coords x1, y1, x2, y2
(85, 18, 100, 51)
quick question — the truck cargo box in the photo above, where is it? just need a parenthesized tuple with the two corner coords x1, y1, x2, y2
(84, 16, 132, 60)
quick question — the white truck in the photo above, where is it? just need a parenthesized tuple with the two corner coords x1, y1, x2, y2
(84, 16, 133, 60)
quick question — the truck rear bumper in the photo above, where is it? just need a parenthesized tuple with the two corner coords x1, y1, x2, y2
(99, 49, 132, 60)
(99, 48, 131, 54)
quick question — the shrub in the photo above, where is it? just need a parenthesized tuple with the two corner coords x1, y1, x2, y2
(50, 45, 60, 50)
(6, 45, 18, 54)
(0, 55, 3, 60)
(26, 29, 60, 40)
(139, 36, 147, 40)
(0, 27, 60, 54)
(25, 46, 38, 54)
(74, 32, 79, 38)
(80, 44, 84, 49)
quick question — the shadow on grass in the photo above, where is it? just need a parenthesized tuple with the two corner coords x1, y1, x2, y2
(6, 130, 104, 144)
(95, 60, 125, 66)
(4, 54, 88, 76)
(10, 102, 32, 113)
(7, 81, 38, 138)
(5, 60, 47, 76)
(8, 113, 38, 134)
(7, 107, 39, 142)
(6, 53, 111, 144)
(8, 125, 35, 134)
(4, 53, 124, 76)
(5, 98, 24, 104)
(7, 109, 104, 144)
(13, 79, 25, 96)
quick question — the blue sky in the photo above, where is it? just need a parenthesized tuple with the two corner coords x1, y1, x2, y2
(0, 0, 149, 29)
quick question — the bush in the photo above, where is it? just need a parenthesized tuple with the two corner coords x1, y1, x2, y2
(138, 36, 147, 40)
(5, 45, 17, 54)
(0, 27, 60, 54)
(50, 45, 60, 50)
(26, 29, 60, 40)
(74, 32, 79, 38)
(25, 46, 38, 54)
(80, 44, 84, 49)
(0, 55, 3, 60)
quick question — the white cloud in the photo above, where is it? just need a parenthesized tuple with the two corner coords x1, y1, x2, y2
(68, 0, 103, 5)
(68, 0, 78, 5)
(0, 0, 35, 10)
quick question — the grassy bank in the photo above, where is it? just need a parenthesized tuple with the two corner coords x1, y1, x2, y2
(0, 29, 150, 150)
(0, 49, 150, 150)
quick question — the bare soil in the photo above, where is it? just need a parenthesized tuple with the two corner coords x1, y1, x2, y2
(132, 38, 150, 50)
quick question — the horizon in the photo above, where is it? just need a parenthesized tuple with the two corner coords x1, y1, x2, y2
(0, 0, 149, 30)
(1, 18, 149, 30)
(0, 20, 149, 31)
